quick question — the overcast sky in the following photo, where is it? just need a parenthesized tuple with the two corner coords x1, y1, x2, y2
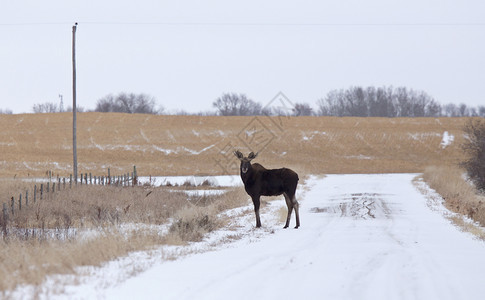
(1, 0, 484, 114)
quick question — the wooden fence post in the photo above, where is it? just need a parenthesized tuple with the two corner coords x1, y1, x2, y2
(26, 190, 29, 207)
(19, 194, 22, 211)
(2, 203, 7, 235)
(70, 174, 72, 189)
(108, 168, 111, 185)
(11, 197, 14, 215)
(34, 185, 37, 203)
(133, 165, 137, 186)
(40, 184, 43, 200)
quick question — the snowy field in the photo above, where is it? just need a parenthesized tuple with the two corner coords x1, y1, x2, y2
(16, 174, 485, 299)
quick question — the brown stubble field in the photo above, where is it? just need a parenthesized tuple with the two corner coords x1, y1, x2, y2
(0, 112, 469, 179)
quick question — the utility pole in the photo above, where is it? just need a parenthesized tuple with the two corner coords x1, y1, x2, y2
(59, 94, 64, 112)
(72, 22, 78, 184)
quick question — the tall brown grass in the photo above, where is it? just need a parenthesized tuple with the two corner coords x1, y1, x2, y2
(422, 165, 485, 227)
(0, 180, 248, 292)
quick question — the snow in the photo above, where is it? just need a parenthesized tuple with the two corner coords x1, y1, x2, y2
(14, 174, 485, 299)
(138, 175, 241, 187)
(440, 131, 454, 148)
(180, 144, 215, 155)
(408, 132, 441, 140)
(345, 154, 373, 160)
(81, 143, 217, 156)
(302, 130, 326, 141)
(181, 189, 227, 196)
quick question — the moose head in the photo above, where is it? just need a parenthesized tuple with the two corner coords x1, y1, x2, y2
(234, 150, 258, 174)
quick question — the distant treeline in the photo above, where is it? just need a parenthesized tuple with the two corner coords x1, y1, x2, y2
(3, 86, 484, 117)
(213, 87, 485, 117)
(316, 86, 480, 117)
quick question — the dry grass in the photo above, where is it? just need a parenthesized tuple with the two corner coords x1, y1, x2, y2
(0, 231, 166, 291)
(168, 205, 221, 243)
(2, 183, 183, 232)
(422, 165, 485, 227)
(0, 180, 248, 292)
(0, 113, 469, 178)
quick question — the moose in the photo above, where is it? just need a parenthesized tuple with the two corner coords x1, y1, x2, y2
(234, 150, 300, 229)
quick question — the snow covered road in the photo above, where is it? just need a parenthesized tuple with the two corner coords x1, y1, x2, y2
(61, 174, 485, 299)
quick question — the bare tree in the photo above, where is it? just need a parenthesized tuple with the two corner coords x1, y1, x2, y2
(461, 119, 485, 191)
(0, 108, 13, 114)
(368, 86, 396, 117)
(95, 92, 162, 114)
(443, 103, 460, 117)
(442, 103, 478, 117)
(317, 86, 441, 117)
(292, 103, 313, 116)
(478, 106, 485, 117)
(317, 89, 346, 116)
(425, 99, 442, 117)
(459, 103, 469, 117)
(213, 93, 262, 116)
(32, 102, 59, 113)
(346, 86, 368, 116)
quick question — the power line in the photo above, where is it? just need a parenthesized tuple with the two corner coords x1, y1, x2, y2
(1, 21, 485, 27)
(0, 22, 72, 26)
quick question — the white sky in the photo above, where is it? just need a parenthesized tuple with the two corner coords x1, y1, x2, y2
(1, 0, 484, 114)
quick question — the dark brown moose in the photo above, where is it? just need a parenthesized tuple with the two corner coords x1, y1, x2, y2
(234, 150, 300, 229)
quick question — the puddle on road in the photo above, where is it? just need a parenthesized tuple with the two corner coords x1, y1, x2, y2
(310, 193, 393, 220)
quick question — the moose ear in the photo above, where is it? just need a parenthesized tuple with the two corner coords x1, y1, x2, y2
(234, 150, 244, 160)
(248, 152, 258, 160)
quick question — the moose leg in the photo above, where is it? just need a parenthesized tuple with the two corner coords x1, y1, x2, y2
(252, 196, 262, 228)
(283, 193, 294, 229)
(293, 196, 300, 229)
